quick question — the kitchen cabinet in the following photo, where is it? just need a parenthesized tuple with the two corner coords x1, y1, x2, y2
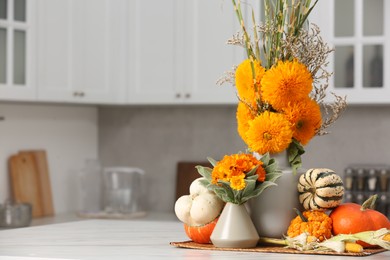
(312, 0, 390, 104)
(0, 0, 36, 101)
(36, 0, 127, 104)
(127, 0, 242, 104)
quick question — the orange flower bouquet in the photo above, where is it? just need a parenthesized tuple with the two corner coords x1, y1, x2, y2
(221, 0, 347, 174)
(196, 153, 281, 205)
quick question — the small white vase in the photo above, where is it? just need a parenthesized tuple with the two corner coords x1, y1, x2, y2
(210, 202, 259, 248)
(250, 151, 304, 238)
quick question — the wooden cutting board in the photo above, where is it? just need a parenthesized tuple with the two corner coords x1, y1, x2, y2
(20, 150, 54, 216)
(9, 153, 44, 218)
(9, 150, 55, 218)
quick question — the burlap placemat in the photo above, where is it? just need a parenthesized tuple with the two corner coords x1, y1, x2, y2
(170, 241, 387, 257)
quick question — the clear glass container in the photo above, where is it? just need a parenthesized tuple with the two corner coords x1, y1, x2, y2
(102, 167, 145, 214)
(0, 200, 32, 228)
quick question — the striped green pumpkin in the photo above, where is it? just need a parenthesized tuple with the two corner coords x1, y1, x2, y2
(298, 168, 344, 211)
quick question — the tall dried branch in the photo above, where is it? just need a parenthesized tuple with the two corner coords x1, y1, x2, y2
(225, 0, 347, 136)
(227, 32, 246, 47)
(216, 66, 237, 86)
(317, 93, 348, 136)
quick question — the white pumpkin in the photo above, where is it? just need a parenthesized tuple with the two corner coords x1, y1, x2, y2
(174, 177, 224, 226)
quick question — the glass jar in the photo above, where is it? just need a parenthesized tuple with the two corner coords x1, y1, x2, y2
(102, 167, 145, 214)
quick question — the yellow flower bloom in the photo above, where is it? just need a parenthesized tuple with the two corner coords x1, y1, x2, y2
(283, 99, 322, 145)
(230, 174, 246, 190)
(235, 59, 265, 104)
(245, 111, 293, 154)
(261, 60, 313, 110)
(236, 102, 256, 143)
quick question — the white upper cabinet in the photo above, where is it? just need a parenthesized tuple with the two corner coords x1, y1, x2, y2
(0, 0, 36, 101)
(182, 0, 241, 104)
(37, 0, 127, 104)
(312, 0, 390, 104)
(127, 0, 179, 104)
(127, 0, 242, 104)
(2, 1, 390, 105)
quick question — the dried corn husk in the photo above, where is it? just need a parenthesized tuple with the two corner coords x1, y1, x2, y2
(259, 228, 390, 253)
(328, 228, 390, 250)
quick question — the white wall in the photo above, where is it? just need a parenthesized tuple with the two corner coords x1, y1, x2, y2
(0, 102, 98, 213)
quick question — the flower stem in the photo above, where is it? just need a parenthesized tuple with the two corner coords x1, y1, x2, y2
(294, 208, 308, 222)
(361, 194, 378, 211)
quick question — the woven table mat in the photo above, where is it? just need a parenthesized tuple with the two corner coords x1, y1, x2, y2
(170, 241, 387, 257)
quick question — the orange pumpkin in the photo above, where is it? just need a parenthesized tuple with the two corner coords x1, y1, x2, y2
(183, 218, 218, 244)
(330, 195, 390, 248)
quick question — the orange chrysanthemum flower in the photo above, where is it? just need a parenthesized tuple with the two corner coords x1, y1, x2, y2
(283, 99, 322, 145)
(256, 164, 266, 182)
(236, 102, 256, 143)
(211, 153, 265, 190)
(261, 60, 313, 110)
(235, 59, 265, 103)
(245, 111, 293, 154)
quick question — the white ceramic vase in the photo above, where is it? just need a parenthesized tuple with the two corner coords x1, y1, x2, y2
(249, 151, 304, 238)
(210, 202, 259, 248)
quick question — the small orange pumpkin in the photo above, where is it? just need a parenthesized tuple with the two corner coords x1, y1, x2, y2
(330, 195, 390, 247)
(287, 209, 332, 242)
(183, 218, 218, 244)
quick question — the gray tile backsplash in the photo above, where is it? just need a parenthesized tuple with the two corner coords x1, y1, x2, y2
(98, 105, 390, 212)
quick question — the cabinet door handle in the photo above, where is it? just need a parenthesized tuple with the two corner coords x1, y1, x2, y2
(73, 91, 85, 97)
(175, 93, 181, 98)
(0, 116, 5, 121)
(185, 93, 191, 98)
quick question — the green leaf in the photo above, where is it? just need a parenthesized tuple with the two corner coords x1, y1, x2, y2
(241, 179, 256, 199)
(233, 189, 241, 204)
(213, 187, 230, 202)
(207, 157, 218, 167)
(209, 184, 233, 203)
(265, 171, 283, 183)
(241, 181, 278, 203)
(264, 161, 277, 173)
(198, 178, 210, 188)
(247, 174, 259, 181)
(195, 165, 213, 181)
(218, 181, 235, 201)
(253, 181, 278, 196)
(246, 165, 259, 177)
(287, 140, 305, 175)
(260, 152, 270, 165)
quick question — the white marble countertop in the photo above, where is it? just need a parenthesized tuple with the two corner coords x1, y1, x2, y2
(0, 215, 389, 260)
